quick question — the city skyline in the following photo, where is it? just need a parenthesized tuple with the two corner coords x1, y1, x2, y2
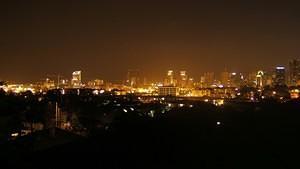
(2, 2, 300, 169)
(1, 1, 300, 82)
(0, 61, 297, 84)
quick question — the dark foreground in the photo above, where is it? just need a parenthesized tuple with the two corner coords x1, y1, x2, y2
(1, 100, 300, 169)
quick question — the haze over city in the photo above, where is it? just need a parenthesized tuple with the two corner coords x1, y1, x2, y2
(1, 1, 300, 82)
(2, 1, 300, 169)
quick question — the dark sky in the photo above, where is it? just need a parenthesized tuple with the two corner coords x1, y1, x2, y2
(1, 0, 300, 83)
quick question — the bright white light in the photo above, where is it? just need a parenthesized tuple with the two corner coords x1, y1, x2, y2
(100, 89, 105, 94)
(93, 90, 99, 95)
(179, 103, 184, 107)
(204, 99, 209, 102)
(130, 107, 134, 111)
(11, 133, 19, 137)
(217, 122, 221, 125)
(123, 109, 128, 113)
(149, 110, 155, 117)
(189, 104, 194, 108)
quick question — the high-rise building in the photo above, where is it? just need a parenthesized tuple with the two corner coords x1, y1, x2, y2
(273, 66, 286, 86)
(71, 71, 82, 88)
(256, 70, 264, 88)
(127, 69, 140, 88)
(178, 70, 188, 88)
(164, 70, 175, 86)
(289, 59, 300, 86)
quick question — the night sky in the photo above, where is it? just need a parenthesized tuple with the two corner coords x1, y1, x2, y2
(1, 1, 300, 83)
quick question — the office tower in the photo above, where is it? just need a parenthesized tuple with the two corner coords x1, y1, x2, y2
(289, 59, 300, 86)
(256, 70, 264, 88)
(127, 69, 140, 88)
(178, 70, 188, 88)
(71, 71, 82, 88)
(164, 70, 175, 86)
(273, 66, 286, 86)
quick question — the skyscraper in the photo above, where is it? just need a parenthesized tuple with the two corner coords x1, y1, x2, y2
(256, 70, 264, 88)
(178, 70, 188, 88)
(164, 70, 175, 86)
(273, 66, 286, 86)
(71, 71, 82, 88)
(289, 59, 300, 86)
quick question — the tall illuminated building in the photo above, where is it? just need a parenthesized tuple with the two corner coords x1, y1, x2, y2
(289, 59, 300, 86)
(178, 70, 188, 88)
(256, 70, 264, 88)
(273, 66, 286, 86)
(164, 70, 175, 86)
(127, 69, 140, 88)
(71, 71, 82, 88)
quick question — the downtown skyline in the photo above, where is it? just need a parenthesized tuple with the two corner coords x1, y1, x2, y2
(1, 1, 300, 82)
(2, 2, 300, 169)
